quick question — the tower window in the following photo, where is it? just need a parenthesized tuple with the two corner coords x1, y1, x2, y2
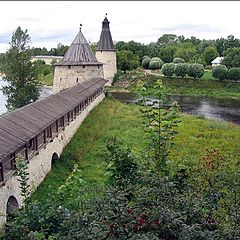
(76, 78, 79, 82)
(98, 65, 100, 69)
(83, 65, 85, 69)
(68, 65, 71, 69)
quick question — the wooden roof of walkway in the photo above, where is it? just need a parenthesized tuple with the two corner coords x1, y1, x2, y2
(0, 77, 107, 161)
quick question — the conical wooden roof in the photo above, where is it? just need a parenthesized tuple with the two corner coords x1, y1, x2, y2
(97, 16, 115, 51)
(56, 29, 103, 66)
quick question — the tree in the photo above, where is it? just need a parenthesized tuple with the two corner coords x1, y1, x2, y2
(142, 57, 151, 69)
(203, 46, 218, 65)
(187, 63, 204, 79)
(222, 47, 240, 68)
(215, 38, 225, 56)
(212, 64, 228, 81)
(157, 34, 178, 46)
(159, 45, 177, 63)
(116, 50, 140, 73)
(0, 26, 40, 110)
(174, 63, 188, 78)
(173, 57, 185, 63)
(227, 67, 240, 81)
(173, 45, 197, 62)
(161, 63, 175, 77)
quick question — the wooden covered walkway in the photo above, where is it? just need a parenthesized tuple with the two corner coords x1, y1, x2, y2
(0, 77, 107, 184)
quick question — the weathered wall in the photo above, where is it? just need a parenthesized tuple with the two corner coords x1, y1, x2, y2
(0, 93, 105, 228)
(96, 50, 116, 86)
(53, 65, 104, 93)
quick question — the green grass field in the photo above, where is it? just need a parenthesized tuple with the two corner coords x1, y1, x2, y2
(31, 98, 240, 204)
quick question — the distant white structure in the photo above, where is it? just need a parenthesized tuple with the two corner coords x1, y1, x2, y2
(31, 55, 63, 65)
(211, 57, 224, 67)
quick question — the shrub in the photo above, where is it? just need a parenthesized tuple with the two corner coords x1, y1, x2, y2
(149, 60, 160, 69)
(148, 57, 164, 70)
(187, 63, 204, 79)
(142, 57, 151, 69)
(173, 58, 185, 64)
(212, 64, 228, 81)
(174, 63, 188, 78)
(161, 63, 175, 77)
(203, 46, 218, 65)
(227, 67, 240, 81)
(142, 55, 149, 60)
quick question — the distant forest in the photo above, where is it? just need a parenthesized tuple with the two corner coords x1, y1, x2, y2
(30, 34, 240, 64)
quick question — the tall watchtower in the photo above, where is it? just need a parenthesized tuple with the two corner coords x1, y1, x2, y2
(53, 25, 104, 93)
(96, 14, 117, 85)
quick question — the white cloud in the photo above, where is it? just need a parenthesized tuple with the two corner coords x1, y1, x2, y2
(0, 1, 240, 52)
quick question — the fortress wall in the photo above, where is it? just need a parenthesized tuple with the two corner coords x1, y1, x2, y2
(0, 93, 105, 228)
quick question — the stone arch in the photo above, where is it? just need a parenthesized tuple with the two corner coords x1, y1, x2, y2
(51, 152, 59, 166)
(6, 196, 19, 220)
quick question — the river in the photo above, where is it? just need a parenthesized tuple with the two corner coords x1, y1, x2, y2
(109, 92, 240, 125)
(0, 77, 53, 115)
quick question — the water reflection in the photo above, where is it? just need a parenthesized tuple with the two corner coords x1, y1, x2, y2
(109, 92, 240, 125)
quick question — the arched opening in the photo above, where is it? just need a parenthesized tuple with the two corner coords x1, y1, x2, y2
(51, 152, 59, 166)
(6, 196, 19, 221)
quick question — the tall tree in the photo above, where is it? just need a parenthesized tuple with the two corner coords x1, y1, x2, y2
(203, 46, 218, 65)
(0, 26, 40, 110)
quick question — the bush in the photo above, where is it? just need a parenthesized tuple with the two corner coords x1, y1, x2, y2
(227, 67, 240, 81)
(174, 63, 188, 78)
(203, 46, 218, 65)
(161, 63, 175, 77)
(212, 64, 228, 81)
(173, 58, 185, 64)
(187, 63, 204, 79)
(142, 55, 149, 60)
(142, 57, 151, 69)
(148, 57, 164, 70)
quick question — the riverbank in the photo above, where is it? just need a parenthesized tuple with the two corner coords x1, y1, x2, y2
(30, 98, 240, 204)
(112, 70, 240, 100)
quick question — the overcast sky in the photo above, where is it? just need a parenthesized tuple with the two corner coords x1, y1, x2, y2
(0, 1, 240, 53)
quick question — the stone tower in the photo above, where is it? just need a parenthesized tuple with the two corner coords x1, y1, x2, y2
(53, 26, 104, 93)
(96, 14, 116, 85)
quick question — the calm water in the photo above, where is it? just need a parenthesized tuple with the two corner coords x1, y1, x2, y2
(109, 92, 240, 125)
(0, 78, 53, 115)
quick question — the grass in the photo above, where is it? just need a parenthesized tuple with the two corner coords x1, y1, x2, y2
(113, 70, 240, 99)
(39, 72, 54, 86)
(31, 98, 240, 203)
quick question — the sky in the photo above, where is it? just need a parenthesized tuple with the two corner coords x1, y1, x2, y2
(0, 1, 240, 53)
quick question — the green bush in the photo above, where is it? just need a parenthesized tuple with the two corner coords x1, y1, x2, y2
(161, 63, 175, 77)
(142, 55, 149, 60)
(173, 57, 185, 64)
(187, 63, 204, 79)
(212, 64, 228, 81)
(227, 67, 240, 81)
(148, 57, 164, 70)
(174, 63, 188, 78)
(142, 57, 151, 69)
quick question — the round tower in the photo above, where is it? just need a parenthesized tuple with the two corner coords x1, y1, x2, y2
(95, 14, 117, 86)
(53, 25, 104, 93)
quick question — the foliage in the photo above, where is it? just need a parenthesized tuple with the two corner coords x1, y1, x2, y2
(227, 67, 240, 81)
(187, 63, 204, 79)
(161, 63, 175, 77)
(174, 63, 188, 78)
(212, 64, 228, 81)
(173, 57, 185, 63)
(117, 50, 140, 73)
(173, 45, 197, 62)
(159, 45, 177, 63)
(105, 137, 138, 186)
(0, 26, 40, 110)
(222, 47, 240, 68)
(203, 46, 218, 65)
(142, 57, 151, 69)
(16, 158, 30, 202)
